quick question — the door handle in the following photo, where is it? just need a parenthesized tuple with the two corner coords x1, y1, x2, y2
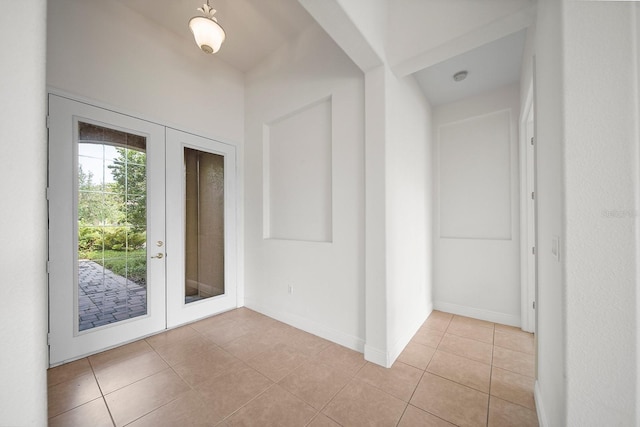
(151, 253, 164, 259)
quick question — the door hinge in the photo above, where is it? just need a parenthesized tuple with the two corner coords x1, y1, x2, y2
(47, 333, 51, 345)
(533, 301, 536, 310)
(46, 187, 50, 200)
(46, 116, 50, 129)
(46, 261, 50, 274)
(530, 137, 534, 146)
(532, 246, 536, 255)
(531, 191, 535, 200)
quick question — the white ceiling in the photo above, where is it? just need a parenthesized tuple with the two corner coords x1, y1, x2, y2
(116, 0, 316, 72)
(413, 30, 527, 106)
(116, 0, 527, 104)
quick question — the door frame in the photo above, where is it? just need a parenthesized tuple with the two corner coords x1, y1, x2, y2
(519, 75, 537, 334)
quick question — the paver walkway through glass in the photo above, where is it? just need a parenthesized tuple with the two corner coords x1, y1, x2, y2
(78, 260, 147, 331)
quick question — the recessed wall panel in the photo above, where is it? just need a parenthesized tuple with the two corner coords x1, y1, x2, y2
(264, 98, 333, 242)
(438, 110, 512, 239)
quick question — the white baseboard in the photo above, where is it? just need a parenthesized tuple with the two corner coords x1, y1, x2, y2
(366, 303, 433, 368)
(364, 344, 388, 367)
(244, 299, 365, 353)
(534, 380, 548, 427)
(433, 301, 521, 327)
(244, 299, 433, 369)
(387, 302, 433, 367)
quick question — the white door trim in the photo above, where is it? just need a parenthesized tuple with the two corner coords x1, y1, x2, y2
(519, 78, 537, 333)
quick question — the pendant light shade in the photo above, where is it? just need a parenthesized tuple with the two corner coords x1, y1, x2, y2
(189, 2, 226, 54)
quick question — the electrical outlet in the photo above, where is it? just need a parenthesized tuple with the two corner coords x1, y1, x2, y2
(287, 285, 293, 295)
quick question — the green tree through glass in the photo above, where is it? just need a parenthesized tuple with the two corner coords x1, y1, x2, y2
(108, 148, 147, 232)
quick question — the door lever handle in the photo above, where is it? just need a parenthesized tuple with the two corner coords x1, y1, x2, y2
(151, 253, 164, 259)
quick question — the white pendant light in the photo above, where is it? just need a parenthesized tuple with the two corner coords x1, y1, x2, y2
(189, 1, 226, 54)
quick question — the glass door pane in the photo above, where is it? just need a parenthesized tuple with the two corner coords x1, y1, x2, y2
(184, 148, 225, 304)
(77, 122, 148, 331)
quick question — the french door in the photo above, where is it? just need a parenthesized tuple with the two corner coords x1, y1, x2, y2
(48, 95, 236, 365)
(165, 128, 237, 328)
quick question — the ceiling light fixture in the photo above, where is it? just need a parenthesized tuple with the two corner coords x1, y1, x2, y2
(453, 70, 468, 82)
(189, 1, 226, 54)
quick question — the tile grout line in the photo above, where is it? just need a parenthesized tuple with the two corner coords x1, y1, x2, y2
(436, 312, 539, 422)
(215, 342, 335, 425)
(490, 394, 539, 413)
(425, 321, 493, 394)
(303, 347, 367, 425)
(354, 360, 423, 404)
(486, 326, 496, 427)
(490, 365, 536, 378)
(444, 333, 494, 345)
(433, 346, 493, 366)
(397, 367, 427, 426)
(87, 357, 117, 427)
(116, 336, 203, 426)
(312, 357, 368, 426)
(394, 404, 410, 427)
(490, 343, 536, 379)
(205, 321, 316, 423)
(186, 321, 286, 425)
(119, 369, 190, 426)
(219, 381, 279, 424)
(493, 342, 536, 356)
(303, 411, 331, 427)
(420, 369, 491, 396)
(410, 314, 491, 426)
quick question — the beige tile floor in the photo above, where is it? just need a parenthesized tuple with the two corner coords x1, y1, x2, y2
(47, 308, 538, 426)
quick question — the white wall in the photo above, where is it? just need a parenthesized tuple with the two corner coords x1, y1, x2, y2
(533, 2, 640, 425)
(47, 0, 245, 144)
(244, 24, 366, 350)
(384, 71, 434, 364)
(296, 1, 435, 368)
(433, 84, 521, 326)
(0, 1, 48, 425)
(532, 0, 566, 424)
(364, 66, 389, 363)
(563, 2, 639, 425)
